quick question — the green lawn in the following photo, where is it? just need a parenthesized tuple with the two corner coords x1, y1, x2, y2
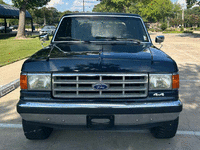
(162, 30, 193, 34)
(0, 35, 51, 67)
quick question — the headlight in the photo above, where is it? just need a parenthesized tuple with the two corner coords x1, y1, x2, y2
(27, 74, 51, 90)
(149, 74, 172, 90)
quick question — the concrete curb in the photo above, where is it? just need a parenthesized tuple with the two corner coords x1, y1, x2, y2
(0, 79, 20, 98)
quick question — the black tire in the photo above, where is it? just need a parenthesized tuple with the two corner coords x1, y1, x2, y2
(22, 119, 53, 140)
(150, 117, 179, 139)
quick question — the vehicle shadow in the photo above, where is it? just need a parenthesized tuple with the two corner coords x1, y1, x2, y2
(178, 63, 200, 131)
(0, 90, 21, 124)
(176, 33, 200, 38)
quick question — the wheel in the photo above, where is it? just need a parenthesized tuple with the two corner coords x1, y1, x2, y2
(22, 119, 53, 140)
(150, 117, 179, 139)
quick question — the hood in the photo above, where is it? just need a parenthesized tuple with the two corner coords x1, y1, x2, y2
(22, 43, 178, 73)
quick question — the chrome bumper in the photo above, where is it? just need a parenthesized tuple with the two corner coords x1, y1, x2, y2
(21, 113, 180, 126)
(18, 100, 182, 126)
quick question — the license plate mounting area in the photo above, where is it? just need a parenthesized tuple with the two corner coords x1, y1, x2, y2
(87, 115, 114, 129)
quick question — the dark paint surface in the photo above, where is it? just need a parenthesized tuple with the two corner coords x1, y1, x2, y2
(21, 43, 178, 73)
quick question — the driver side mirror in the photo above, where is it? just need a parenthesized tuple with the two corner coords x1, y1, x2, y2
(39, 34, 49, 48)
(155, 36, 164, 43)
(39, 34, 49, 42)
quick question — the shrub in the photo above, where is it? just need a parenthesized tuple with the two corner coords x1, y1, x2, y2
(155, 28, 162, 32)
(160, 23, 167, 31)
(180, 27, 184, 31)
(183, 30, 193, 33)
(148, 28, 155, 32)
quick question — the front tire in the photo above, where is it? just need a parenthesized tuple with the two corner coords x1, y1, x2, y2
(22, 119, 53, 140)
(150, 117, 179, 139)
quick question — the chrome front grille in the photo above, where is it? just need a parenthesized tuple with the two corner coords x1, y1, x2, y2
(52, 74, 148, 98)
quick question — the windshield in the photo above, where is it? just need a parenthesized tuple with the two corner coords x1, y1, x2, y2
(54, 16, 149, 42)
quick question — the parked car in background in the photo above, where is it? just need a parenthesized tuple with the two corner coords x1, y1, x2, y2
(0, 26, 12, 33)
(9, 25, 18, 30)
(39, 25, 56, 35)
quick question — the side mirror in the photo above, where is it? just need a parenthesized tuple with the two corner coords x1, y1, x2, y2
(39, 34, 49, 42)
(155, 36, 164, 43)
(39, 34, 49, 48)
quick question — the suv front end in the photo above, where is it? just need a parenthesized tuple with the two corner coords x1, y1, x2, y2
(17, 13, 182, 140)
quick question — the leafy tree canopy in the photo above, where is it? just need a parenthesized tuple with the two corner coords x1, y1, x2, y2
(93, 0, 176, 22)
(0, 0, 7, 5)
(12, 0, 50, 9)
(186, 0, 200, 9)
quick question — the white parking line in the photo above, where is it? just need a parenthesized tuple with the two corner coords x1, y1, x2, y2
(1, 123, 200, 136)
(0, 123, 22, 128)
(177, 131, 200, 136)
(180, 80, 200, 82)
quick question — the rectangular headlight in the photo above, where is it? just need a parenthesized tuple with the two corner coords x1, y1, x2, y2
(149, 74, 172, 90)
(27, 74, 51, 90)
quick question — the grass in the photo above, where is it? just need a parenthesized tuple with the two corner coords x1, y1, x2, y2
(0, 34, 51, 67)
(162, 30, 193, 34)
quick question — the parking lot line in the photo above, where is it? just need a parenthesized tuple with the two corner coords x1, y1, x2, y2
(0, 123, 22, 128)
(180, 80, 200, 82)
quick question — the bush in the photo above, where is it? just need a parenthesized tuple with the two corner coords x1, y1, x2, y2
(180, 27, 184, 31)
(165, 28, 176, 31)
(195, 27, 200, 31)
(155, 28, 162, 32)
(183, 30, 193, 33)
(148, 28, 155, 32)
(160, 23, 167, 31)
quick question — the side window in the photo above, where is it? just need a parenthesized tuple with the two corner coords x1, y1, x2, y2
(54, 18, 71, 41)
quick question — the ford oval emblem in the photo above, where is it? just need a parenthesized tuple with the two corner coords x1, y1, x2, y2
(93, 84, 108, 90)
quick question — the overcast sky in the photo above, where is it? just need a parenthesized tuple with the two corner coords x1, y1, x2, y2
(3, 0, 191, 12)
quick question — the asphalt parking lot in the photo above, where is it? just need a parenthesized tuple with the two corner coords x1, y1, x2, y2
(0, 32, 200, 150)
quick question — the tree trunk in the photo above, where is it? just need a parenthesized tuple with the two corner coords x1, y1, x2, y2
(16, 4, 26, 39)
(44, 13, 46, 26)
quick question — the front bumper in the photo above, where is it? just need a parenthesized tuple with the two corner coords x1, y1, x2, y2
(17, 100, 182, 127)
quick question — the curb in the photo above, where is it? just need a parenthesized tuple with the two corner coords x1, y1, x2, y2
(0, 79, 20, 98)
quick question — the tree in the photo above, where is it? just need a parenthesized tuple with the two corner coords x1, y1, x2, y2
(93, 0, 174, 23)
(12, 0, 50, 39)
(29, 7, 59, 27)
(0, 0, 7, 5)
(184, 6, 200, 27)
(186, 0, 200, 9)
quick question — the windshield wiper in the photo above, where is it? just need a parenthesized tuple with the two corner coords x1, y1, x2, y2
(46, 44, 70, 61)
(95, 36, 141, 45)
(57, 37, 81, 41)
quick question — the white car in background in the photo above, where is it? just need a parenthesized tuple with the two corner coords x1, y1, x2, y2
(39, 25, 56, 35)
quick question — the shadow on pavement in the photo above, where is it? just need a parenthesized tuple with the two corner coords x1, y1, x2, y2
(176, 33, 200, 38)
(0, 97, 21, 124)
(178, 63, 200, 132)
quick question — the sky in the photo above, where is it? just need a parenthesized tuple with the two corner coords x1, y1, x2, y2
(3, 0, 197, 12)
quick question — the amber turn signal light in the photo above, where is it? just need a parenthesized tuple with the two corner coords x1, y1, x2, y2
(20, 75, 28, 89)
(172, 74, 179, 89)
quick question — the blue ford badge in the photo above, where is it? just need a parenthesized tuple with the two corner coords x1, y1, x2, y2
(93, 84, 108, 90)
